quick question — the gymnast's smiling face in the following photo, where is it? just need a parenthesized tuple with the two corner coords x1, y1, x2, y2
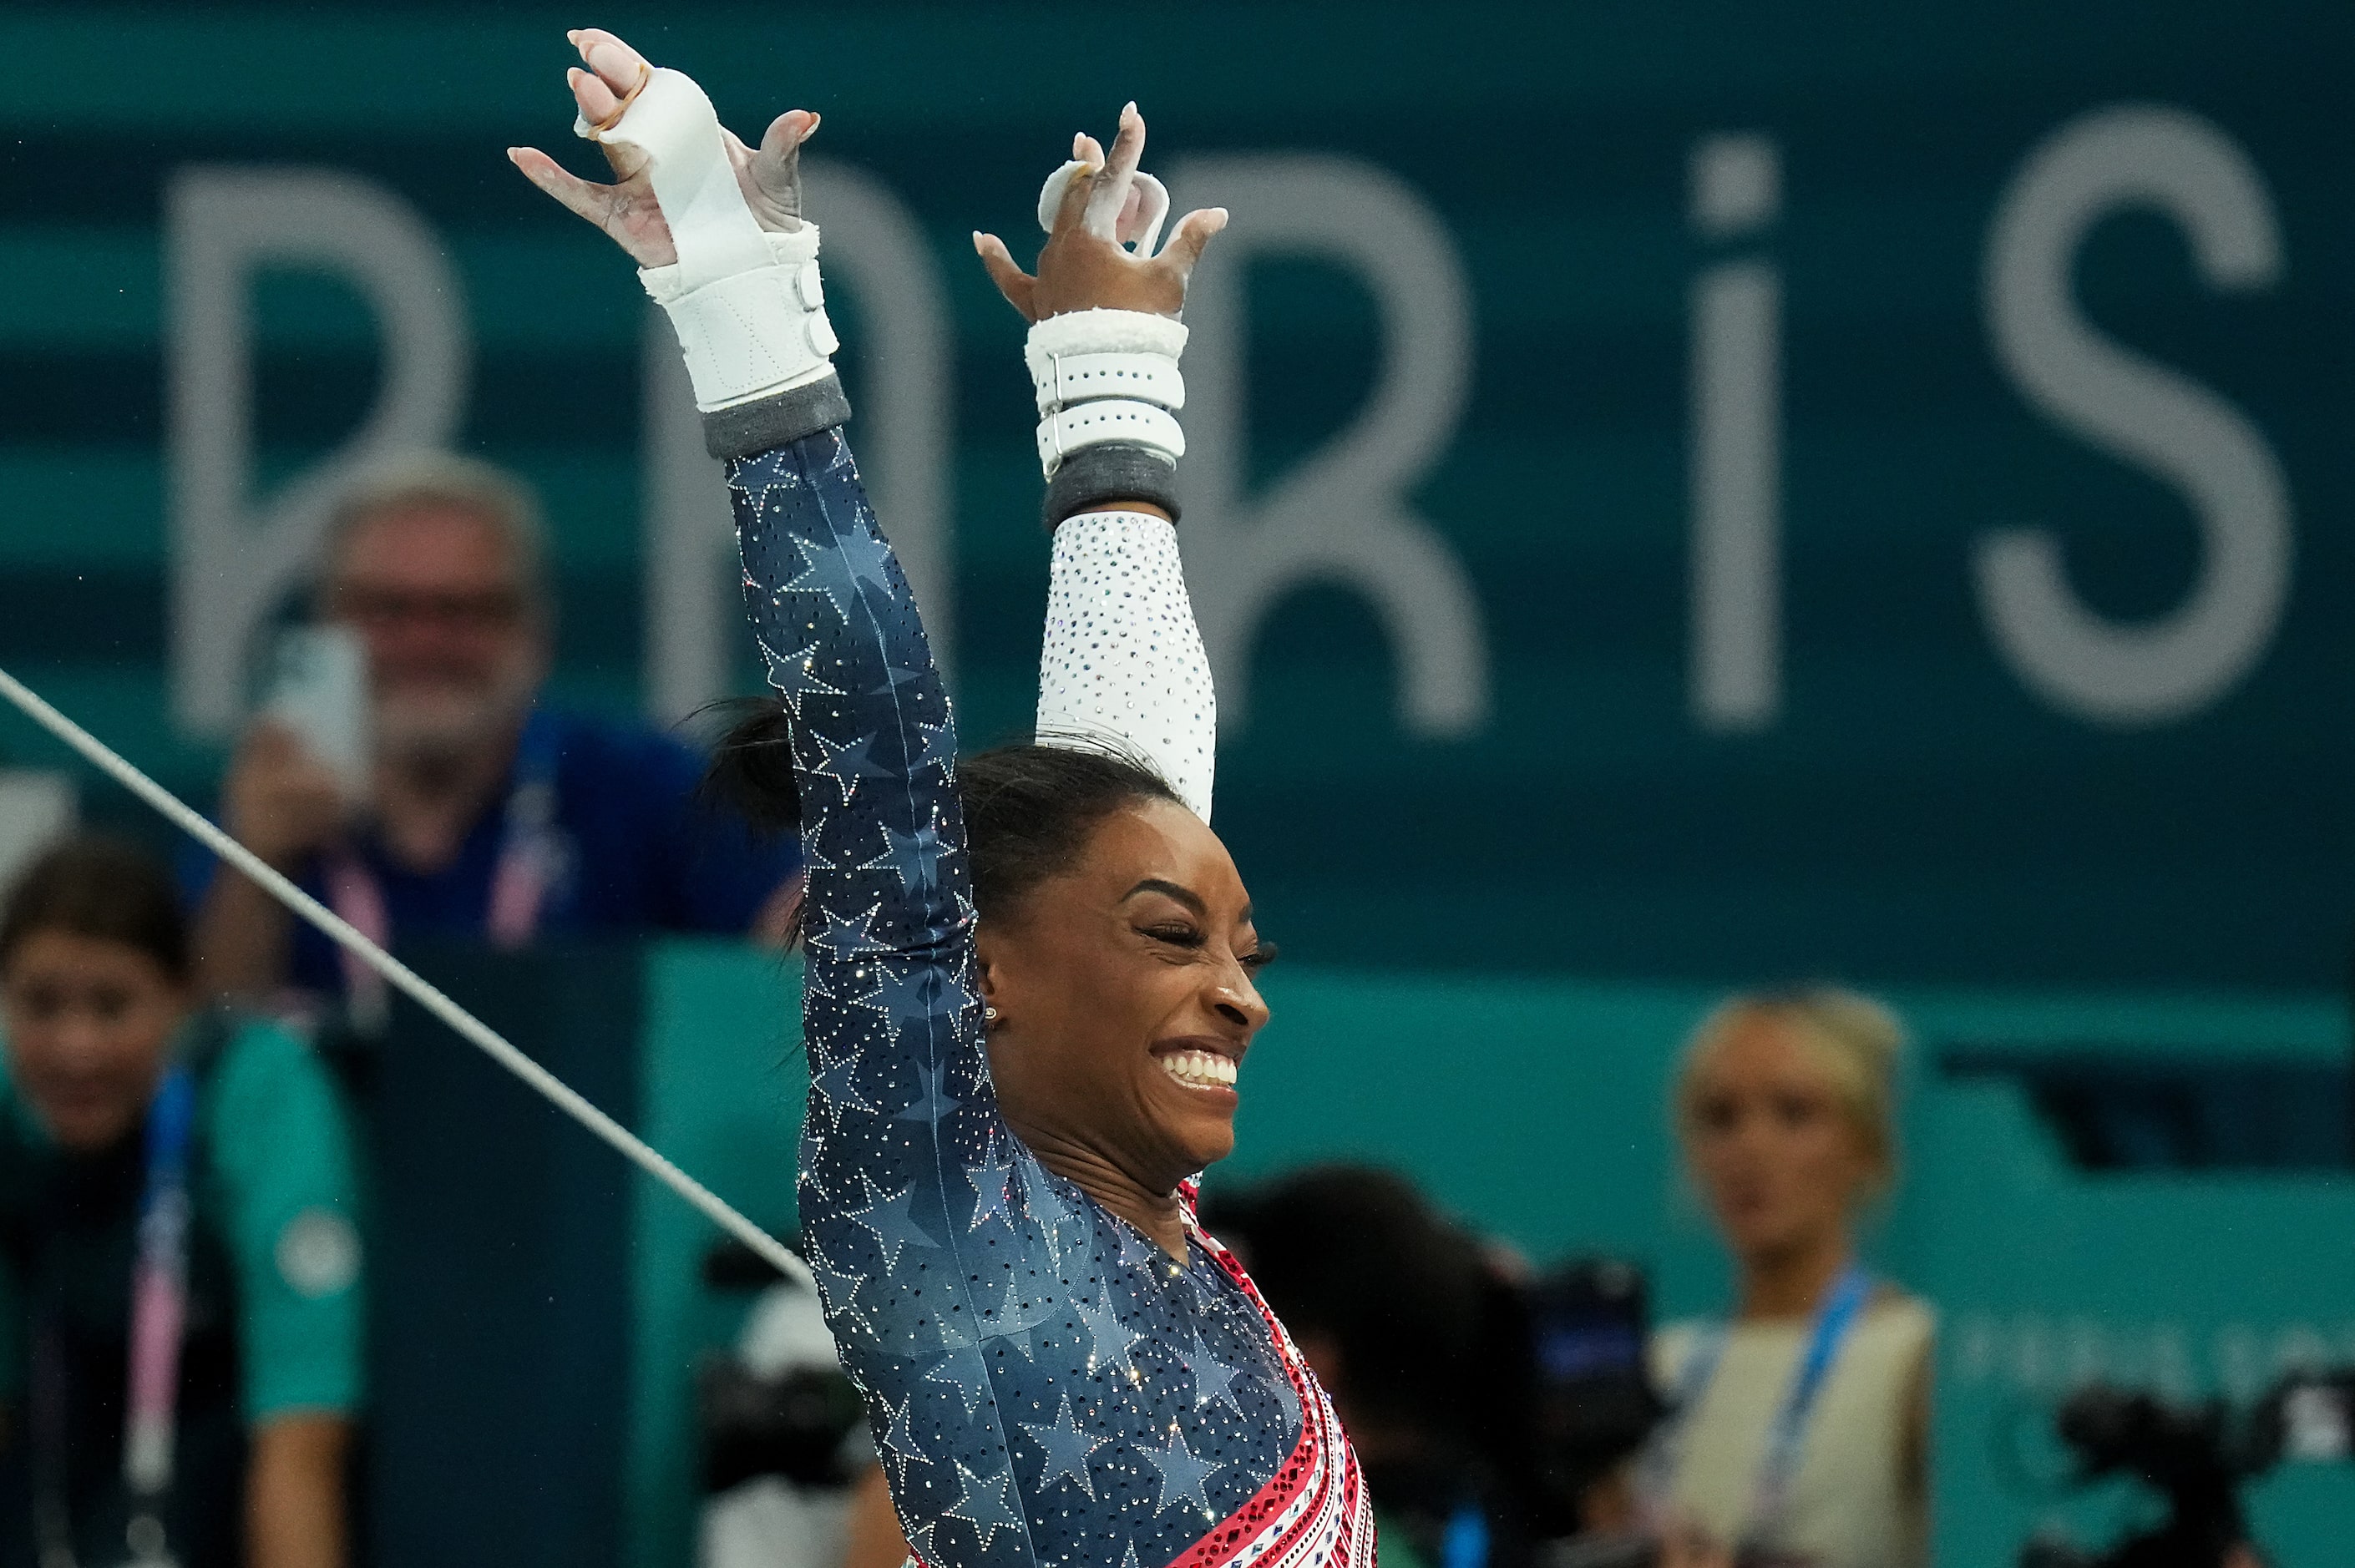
(976, 797, 1274, 1201)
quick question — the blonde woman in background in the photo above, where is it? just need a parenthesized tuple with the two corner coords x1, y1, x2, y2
(1647, 989, 1932, 1568)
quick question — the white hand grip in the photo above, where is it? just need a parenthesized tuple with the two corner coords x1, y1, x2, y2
(1036, 160, 1172, 257)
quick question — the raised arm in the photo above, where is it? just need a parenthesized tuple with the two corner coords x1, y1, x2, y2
(510, 32, 960, 978)
(977, 113, 1225, 821)
(512, 31, 982, 1306)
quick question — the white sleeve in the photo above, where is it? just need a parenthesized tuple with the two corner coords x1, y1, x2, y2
(1034, 509, 1217, 823)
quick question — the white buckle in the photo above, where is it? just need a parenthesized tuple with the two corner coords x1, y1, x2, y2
(649, 258, 838, 410)
(1035, 401, 1187, 476)
(1036, 352, 1183, 415)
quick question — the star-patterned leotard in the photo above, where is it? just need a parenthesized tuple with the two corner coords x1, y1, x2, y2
(721, 412, 1370, 1568)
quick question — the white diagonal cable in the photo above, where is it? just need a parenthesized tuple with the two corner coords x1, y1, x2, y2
(0, 664, 813, 1290)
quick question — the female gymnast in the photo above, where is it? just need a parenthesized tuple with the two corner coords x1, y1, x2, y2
(510, 28, 1373, 1568)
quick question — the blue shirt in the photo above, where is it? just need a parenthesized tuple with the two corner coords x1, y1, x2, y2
(186, 708, 800, 994)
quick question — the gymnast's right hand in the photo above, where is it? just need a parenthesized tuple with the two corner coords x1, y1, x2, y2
(974, 104, 1228, 322)
(505, 28, 816, 266)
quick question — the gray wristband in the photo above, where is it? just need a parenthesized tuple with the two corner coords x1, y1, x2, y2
(700, 372, 853, 460)
(1042, 443, 1181, 530)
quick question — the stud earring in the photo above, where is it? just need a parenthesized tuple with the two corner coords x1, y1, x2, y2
(985, 1005, 1000, 1023)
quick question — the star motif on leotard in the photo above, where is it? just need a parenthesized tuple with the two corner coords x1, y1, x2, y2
(806, 902, 886, 954)
(874, 1388, 925, 1487)
(810, 1055, 875, 1123)
(1072, 1293, 1145, 1383)
(896, 1060, 962, 1125)
(854, 963, 946, 1035)
(799, 834, 844, 877)
(966, 1139, 1017, 1232)
(928, 968, 975, 1023)
(944, 1459, 1023, 1550)
(836, 524, 900, 595)
(1020, 1394, 1106, 1500)
(1011, 1161, 1072, 1262)
(863, 822, 945, 892)
(800, 959, 836, 1003)
(782, 524, 898, 617)
(978, 1275, 1066, 1364)
(846, 1174, 938, 1269)
(757, 635, 846, 709)
(807, 1252, 874, 1344)
(1176, 1320, 1252, 1419)
(911, 720, 956, 777)
(1138, 1424, 1220, 1518)
(808, 729, 892, 802)
(923, 1348, 996, 1419)
(1112, 1219, 1165, 1276)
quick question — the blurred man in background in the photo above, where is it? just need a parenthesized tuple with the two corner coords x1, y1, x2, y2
(189, 454, 802, 1017)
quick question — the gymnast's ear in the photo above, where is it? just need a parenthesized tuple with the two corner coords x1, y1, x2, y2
(973, 937, 1011, 1034)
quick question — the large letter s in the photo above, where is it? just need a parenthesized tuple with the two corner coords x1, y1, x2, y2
(1978, 105, 2287, 725)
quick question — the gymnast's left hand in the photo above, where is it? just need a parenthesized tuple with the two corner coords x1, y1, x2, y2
(973, 104, 1228, 322)
(505, 28, 815, 268)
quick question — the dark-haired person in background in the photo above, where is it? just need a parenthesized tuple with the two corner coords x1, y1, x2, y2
(1200, 1166, 1536, 1568)
(0, 837, 362, 1568)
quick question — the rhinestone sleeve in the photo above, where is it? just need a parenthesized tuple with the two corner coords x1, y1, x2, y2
(1033, 509, 1217, 822)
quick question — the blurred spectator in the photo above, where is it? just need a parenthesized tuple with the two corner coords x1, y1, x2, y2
(0, 837, 362, 1568)
(1201, 1165, 1532, 1568)
(1646, 989, 1931, 1568)
(695, 1249, 874, 1568)
(189, 453, 802, 1018)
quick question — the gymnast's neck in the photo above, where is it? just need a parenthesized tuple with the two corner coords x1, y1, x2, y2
(1007, 1112, 1191, 1259)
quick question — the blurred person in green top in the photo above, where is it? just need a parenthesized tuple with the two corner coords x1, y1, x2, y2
(0, 837, 362, 1568)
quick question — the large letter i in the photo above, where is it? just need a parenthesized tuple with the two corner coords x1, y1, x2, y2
(1688, 134, 1783, 732)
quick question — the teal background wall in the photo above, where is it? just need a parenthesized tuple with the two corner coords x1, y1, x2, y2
(631, 943, 2355, 1567)
(0, 5, 2349, 1562)
(3, 2, 2353, 989)
(631, 944, 807, 1568)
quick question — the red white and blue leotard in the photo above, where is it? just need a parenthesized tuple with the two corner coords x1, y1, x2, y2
(721, 411, 1372, 1568)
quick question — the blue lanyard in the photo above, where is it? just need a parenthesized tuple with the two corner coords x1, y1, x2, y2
(1656, 1263, 1873, 1541)
(1438, 1502, 1490, 1568)
(484, 710, 567, 938)
(32, 1062, 200, 1568)
(498, 708, 565, 863)
(124, 1062, 200, 1492)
